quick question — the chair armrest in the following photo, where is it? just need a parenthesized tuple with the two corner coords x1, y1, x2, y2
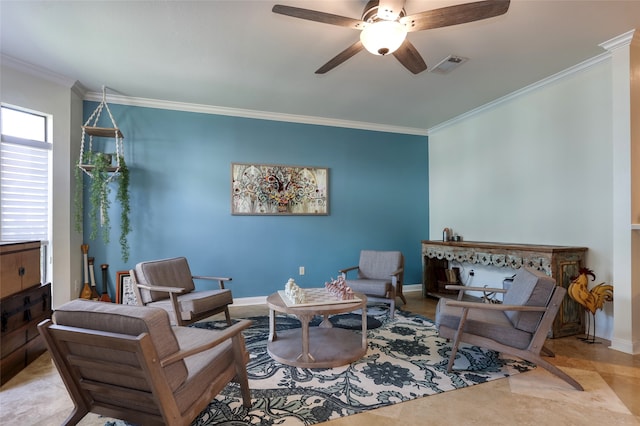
(192, 275, 232, 282)
(136, 284, 187, 294)
(390, 267, 403, 277)
(339, 266, 359, 275)
(192, 275, 233, 289)
(444, 285, 507, 293)
(160, 319, 252, 367)
(444, 299, 547, 312)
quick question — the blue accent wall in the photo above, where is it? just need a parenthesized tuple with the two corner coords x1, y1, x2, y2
(82, 102, 429, 298)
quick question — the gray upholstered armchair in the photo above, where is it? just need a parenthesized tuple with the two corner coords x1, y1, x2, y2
(130, 257, 234, 326)
(436, 267, 583, 390)
(340, 250, 406, 318)
(38, 299, 252, 426)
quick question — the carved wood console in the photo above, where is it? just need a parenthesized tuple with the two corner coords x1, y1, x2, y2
(421, 240, 587, 338)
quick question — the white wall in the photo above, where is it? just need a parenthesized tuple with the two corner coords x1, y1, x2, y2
(1, 59, 82, 308)
(428, 60, 615, 339)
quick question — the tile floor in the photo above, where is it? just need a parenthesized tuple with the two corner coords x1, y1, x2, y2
(1, 291, 638, 425)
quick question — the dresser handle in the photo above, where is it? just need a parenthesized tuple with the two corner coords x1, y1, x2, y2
(23, 296, 32, 322)
(1, 311, 7, 332)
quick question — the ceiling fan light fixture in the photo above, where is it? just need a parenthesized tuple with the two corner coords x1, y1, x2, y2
(360, 20, 407, 56)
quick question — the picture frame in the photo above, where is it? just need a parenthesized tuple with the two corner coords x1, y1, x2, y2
(116, 270, 137, 305)
(232, 163, 328, 215)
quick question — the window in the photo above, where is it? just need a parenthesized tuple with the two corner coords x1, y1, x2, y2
(0, 105, 52, 246)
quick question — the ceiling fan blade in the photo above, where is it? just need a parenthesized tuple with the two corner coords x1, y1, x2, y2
(392, 39, 427, 74)
(401, 0, 510, 32)
(272, 5, 364, 29)
(377, 0, 406, 21)
(315, 40, 364, 74)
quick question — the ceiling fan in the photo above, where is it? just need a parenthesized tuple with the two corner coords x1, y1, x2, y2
(272, 0, 510, 74)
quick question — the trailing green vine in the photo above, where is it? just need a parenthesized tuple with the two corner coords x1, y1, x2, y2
(73, 152, 131, 262)
(116, 156, 130, 263)
(88, 152, 111, 243)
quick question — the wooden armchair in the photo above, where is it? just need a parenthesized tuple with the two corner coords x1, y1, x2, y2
(436, 267, 583, 390)
(340, 250, 405, 318)
(38, 299, 251, 426)
(130, 256, 234, 326)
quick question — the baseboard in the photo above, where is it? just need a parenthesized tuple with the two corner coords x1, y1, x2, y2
(231, 296, 267, 306)
(609, 337, 640, 355)
(231, 284, 423, 306)
(404, 284, 422, 293)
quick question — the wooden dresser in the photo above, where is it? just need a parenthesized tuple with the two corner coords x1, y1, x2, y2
(0, 241, 51, 385)
(421, 240, 587, 338)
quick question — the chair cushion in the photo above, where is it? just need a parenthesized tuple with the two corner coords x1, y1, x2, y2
(145, 288, 233, 324)
(357, 250, 403, 280)
(503, 267, 556, 333)
(435, 298, 534, 350)
(136, 257, 196, 303)
(52, 299, 188, 392)
(345, 279, 391, 298)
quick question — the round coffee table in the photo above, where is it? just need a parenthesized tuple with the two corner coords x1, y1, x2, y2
(266, 291, 368, 368)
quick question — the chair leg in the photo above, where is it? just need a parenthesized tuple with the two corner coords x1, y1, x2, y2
(399, 293, 407, 305)
(524, 353, 584, 391)
(541, 345, 555, 357)
(447, 309, 469, 372)
(389, 299, 396, 319)
(231, 336, 252, 408)
(446, 332, 464, 373)
(224, 307, 232, 325)
(62, 406, 88, 426)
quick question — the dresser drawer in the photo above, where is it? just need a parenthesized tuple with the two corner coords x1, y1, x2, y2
(0, 283, 51, 385)
(0, 335, 47, 385)
(1, 283, 51, 335)
(0, 241, 41, 299)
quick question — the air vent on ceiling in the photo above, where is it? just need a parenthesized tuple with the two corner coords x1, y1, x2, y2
(430, 55, 468, 74)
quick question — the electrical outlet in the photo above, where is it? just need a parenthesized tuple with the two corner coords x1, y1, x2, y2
(299, 266, 305, 275)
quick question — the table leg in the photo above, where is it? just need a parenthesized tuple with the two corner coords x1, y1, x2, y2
(269, 308, 277, 342)
(319, 314, 333, 328)
(361, 305, 367, 350)
(295, 313, 315, 363)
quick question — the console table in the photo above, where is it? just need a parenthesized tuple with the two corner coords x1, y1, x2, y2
(421, 240, 587, 338)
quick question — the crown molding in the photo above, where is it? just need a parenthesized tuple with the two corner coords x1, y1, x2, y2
(427, 50, 611, 134)
(82, 92, 429, 137)
(427, 30, 638, 134)
(599, 29, 636, 52)
(1, 54, 78, 89)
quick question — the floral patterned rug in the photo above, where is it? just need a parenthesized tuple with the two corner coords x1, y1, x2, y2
(107, 307, 534, 426)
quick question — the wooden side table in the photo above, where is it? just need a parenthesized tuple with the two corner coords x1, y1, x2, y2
(266, 291, 368, 368)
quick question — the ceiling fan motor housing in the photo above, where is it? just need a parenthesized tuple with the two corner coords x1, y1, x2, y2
(362, 0, 406, 23)
(360, 1, 408, 56)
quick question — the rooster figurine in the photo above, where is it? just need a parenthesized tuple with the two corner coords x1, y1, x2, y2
(568, 268, 613, 343)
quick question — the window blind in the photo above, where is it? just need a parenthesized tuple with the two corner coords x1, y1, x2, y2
(0, 137, 50, 241)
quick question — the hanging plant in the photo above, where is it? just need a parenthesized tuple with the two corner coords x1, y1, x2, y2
(74, 152, 131, 262)
(75, 86, 131, 262)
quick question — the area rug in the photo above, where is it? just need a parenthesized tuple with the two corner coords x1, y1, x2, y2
(106, 307, 534, 426)
(320, 312, 383, 330)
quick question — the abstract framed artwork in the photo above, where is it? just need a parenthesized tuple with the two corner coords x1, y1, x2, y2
(232, 163, 328, 215)
(116, 270, 137, 305)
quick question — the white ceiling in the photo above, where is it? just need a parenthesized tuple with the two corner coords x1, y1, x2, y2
(1, 1, 639, 134)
